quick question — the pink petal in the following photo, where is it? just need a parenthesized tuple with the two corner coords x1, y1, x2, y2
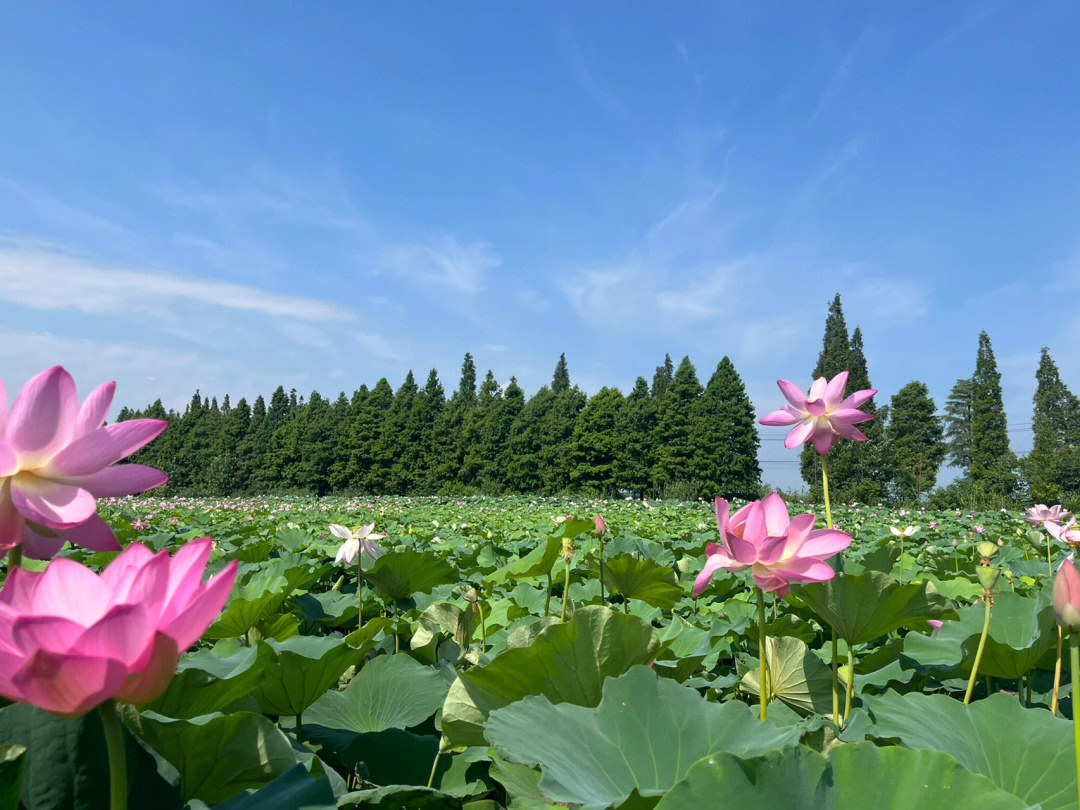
(44, 420, 168, 477)
(771, 556, 837, 583)
(0, 566, 40, 609)
(772, 513, 817, 559)
(100, 542, 157, 592)
(30, 558, 109, 623)
(10, 479, 96, 529)
(760, 493, 790, 536)
(832, 422, 870, 443)
(693, 554, 736, 597)
(839, 389, 877, 409)
(776, 380, 808, 410)
(59, 464, 168, 497)
(811, 422, 837, 455)
(829, 408, 875, 425)
(0, 485, 23, 550)
(73, 603, 151, 666)
(725, 532, 761, 565)
(161, 561, 238, 651)
(759, 408, 801, 427)
(784, 420, 816, 450)
(115, 631, 181, 704)
(824, 372, 849, 408)
(0, 378, 7, 436)
(808, 377, 828, 401)
(73, 382, 116, 439)
(714, 499, 730, 536)
(163, 537, 213, 607)
(797, 528, 852, 558)
(109, 550, 171, 614)
(11, 649, 129, 717)
(741, 501, 767, 543)
(12, 614, 85, 654)
(805, 399, 827, 417)
(7, 367, 79, 467)
(751, 570, 791, 596)
(0, 444, 16, 478)
(56, 513, 121, 552)
(20, 524, 67, 560)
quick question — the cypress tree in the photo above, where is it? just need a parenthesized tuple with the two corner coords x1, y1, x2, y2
(614, 377, 657, 497)
(538, 356, 585, 493)
(376, 372, 420, 493)
(507, 386, 553, 493)
(651, 354, 674, 399)
(969, 331, 1016, 497)
(693, 357, 761, 500)
(652, 356, 704, 495)
(353, 379, 393, 491)
(943, 378, 975, 472)
(569, 386, 624, 494)
(1025, 349, 1080, 503)
(419, 370, 449, 492)
(552, 354, 571, 395)
(884, 381, 944, 502)
(478, 377, 524, 493)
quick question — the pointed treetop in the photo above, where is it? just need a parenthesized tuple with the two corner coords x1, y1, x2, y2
(552, 353, 571, 394)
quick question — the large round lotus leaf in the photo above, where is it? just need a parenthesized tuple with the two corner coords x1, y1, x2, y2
(253, 636, 362, 717)
(797, 571, 956, 645)
(147, 641, 275, 719)
(599, 553, 683, 610)
(192, 764, 336, 810)
(740, 635, 833, 715)
(304, 653, 449, 734)
(364, 550, 458, 600)
(485, 665, 803, 809)
(866, 690, 1076, 810)
(901, 590, 1055, 679)
(0, 745, 25, 810)
(655, 742, 1026, 810)
(484, 537, 563, 585)
(441, 606, 659, 747)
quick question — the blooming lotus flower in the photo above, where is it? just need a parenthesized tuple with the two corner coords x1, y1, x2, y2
(0, 366, 168, 559)
(330, 523, 386, 564)
(1049, 519, 1080, 546)
(890, 525, 919, 538)
(1028, 504, 1070, 526)
(1053, 558, 1080, 633)
(693, 493, 851, 598)
(759, 371, 876, 455)
(0, 536, 237, 716)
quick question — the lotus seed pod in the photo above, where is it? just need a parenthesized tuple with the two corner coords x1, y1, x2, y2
(976, 565, 1000, 591)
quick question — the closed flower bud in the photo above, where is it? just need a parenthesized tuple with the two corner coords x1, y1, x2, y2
(1053, 559, 1080, 633)
(594, 514, 607, 537)
(976, 541, 999, 560)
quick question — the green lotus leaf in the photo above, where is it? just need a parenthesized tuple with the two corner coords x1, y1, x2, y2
(655, 742, 1026, 810)
(365, 550, 458, 601)
(485, 665, 802, 809)
(441, 605, 659, 747)
(740, 635, 834, 715)
(599, 553, 683, 610)
(253, 635, 362, 718)
(798, 571, 956, 645)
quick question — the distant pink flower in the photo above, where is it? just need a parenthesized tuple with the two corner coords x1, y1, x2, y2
(132, 519, 148, 531)
(170, 518, 179, 526)
(929, 521, 938, 529)
(759, 371, 877, 455)
(693, 493, 851, 598)
(1028, 504, 1070, 527)
(1049, 519, 1080, 546)
(0, 537, 237, 716)
(0, 366, 168, 559)
(974, 526, 985, 534)
(927, 619, 944, 631)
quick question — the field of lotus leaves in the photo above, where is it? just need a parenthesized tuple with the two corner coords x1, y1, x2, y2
(2, 493, 1076, 809)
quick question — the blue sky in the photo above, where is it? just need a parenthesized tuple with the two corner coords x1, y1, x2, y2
(1, 2, 1078, 488)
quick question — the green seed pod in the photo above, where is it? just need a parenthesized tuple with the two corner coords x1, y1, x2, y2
(976, 565, 1000, 591)
(977, 541, 999, 560)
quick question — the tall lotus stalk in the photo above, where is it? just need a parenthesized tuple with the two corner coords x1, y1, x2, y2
(594, 514, 607, 603)
(560, 537, 574, 622)
(964, 540, 1000, 704)
(759, 371, 875, 729)
(890, 525, 918, 584)
(1051, 558, 1080, 809)
(330, 523, 386, 630)
(99, 700, 127, 810)
(755, 587, 770, 720)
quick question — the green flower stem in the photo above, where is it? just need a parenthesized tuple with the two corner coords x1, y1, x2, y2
(1048, 540, 1054, 580)
(544, 571, 552, 617)
(820, 455, 840, 728)
(560, 558, 572, 623)
(756, 586, 769, 721)
(843, 646, 854, 723)
(357, 557, 363, 631)
(478, 603, 487, 653)
(963, 594, 993, 705)
(296, 712, 303, 741)
(598, 537, 606, 604)
(1071, 638, 1080, 810)
(427, 737, 447, 789)
(899, 535, 905, 585)
(1053, 625, 1064, 715)
(7, 545, 22, 572)
(98, 699, 127, 810)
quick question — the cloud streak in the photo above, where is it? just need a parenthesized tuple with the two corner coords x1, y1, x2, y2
(0, 246, 355, 322)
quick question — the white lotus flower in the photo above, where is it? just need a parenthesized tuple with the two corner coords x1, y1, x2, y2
(330, 523, 386, 564)
(890, 525, 919, 538)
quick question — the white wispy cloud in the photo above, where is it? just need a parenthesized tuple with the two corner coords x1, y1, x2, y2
(354, 331, 401, 362)
(0, 246, 355, 322)
(381, 237, 500, 295)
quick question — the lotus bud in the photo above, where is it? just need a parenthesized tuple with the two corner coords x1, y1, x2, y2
(976, 565, 1000, 591)
(1053, 559, 1080, 633)
(562, 537, 574, 563)
(976, 541, 999, 560)
(463, 587, 478, 604)
(594, 514, 607, 537)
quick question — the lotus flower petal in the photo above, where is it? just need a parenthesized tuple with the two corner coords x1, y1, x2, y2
(6, 367, 78, 468)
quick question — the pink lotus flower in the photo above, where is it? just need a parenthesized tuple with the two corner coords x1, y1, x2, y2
(693, 493, 851, 598)
(0, 536, 237, 716)
(759, 371, 876, 455)
(0, 366, 168, 559)
(1029, 504, 1071, 527)
(594, 514, 607, 536)
(1049, 519, 1080, 546)
(1053, 558, 1080, 633)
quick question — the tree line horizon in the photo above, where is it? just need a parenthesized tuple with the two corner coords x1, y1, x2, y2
(118, 295, 1080, 508)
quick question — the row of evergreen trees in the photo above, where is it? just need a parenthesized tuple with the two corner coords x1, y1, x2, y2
(118, 354, 763, 499)
(118, 294, 1077, 505)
